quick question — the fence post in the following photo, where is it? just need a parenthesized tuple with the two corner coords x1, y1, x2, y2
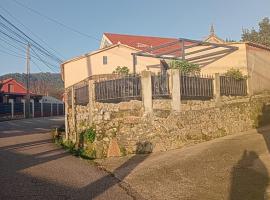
(141, 70, 153, 113)
(64, 90, 69, 141)
(30, 99, 34, 118)
(57, 103, 59, 116)
(50, 103, 53, 116)
(171, 69, 181, 112)
(88, 79, 94, 125)
(71, 86, 77, 143)
(39, 100, 43, 117)
(21, 99, 25, 118)
(8, 99, 14, 119)
(246, 76, 253, 96)
(214, 73, 221, 102)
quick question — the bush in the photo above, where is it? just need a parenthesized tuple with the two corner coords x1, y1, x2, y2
(224, 68, 247, 80)
(83, 127, 96, 143)
(169, 60, 200, 74)
(113, 66, 129, 75)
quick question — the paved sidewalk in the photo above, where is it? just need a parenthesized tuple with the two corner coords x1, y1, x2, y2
(98, 126, 270, 200)
(0, 117, 134, 200)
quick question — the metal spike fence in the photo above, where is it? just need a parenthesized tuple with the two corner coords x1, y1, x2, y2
(151, 74, 170, 98)
(94, 74, 142, 102)
(220, 76, 247, 96)
(180, 73, 214, 99)
(74, 81, 89, 106)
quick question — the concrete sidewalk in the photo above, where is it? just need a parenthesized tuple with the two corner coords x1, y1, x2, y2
(97, 126, 270, 200)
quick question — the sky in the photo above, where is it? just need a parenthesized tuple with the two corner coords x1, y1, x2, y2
(0, 0, 269, 75)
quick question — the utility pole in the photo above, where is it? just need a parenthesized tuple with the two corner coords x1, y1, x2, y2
(25, 42, 31, 118)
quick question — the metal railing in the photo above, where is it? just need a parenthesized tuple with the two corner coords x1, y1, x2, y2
(151, 74, 170, 98)
(94, 74, 142, 102)
(220, 76, 247, 96)
(75, 81, 89, 106)
(180, 73, 214, 99)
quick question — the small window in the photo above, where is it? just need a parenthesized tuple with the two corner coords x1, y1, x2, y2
(8, 84, 14, 93)
(103, 56, 108, 65)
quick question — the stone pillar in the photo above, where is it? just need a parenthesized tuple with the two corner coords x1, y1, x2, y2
(71, 86, 77, 143)
(141, 70, 153, 113)
(246, 76, 253, 96)
(64, 91, 69, 141)
(214, 73, 221, 102)
(88, 79, 94, 125)
(171, 69, 181, 112)
(30, 99, 34, 118)
(39, 100, 43, 117)
(8, 99, 14, 119)
(168, 70, 173, 96)
(21, 99, 26, 118)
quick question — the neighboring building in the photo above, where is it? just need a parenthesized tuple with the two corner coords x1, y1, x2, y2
(0, 78, 42, 103)
(41, 96, 63, 104)
(62, 31, 270, 94)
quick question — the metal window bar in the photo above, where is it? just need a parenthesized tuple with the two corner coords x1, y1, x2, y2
(74, 81, 89, 106)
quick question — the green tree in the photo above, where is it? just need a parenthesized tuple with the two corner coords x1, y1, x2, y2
(113, 66, 129, 75)
(242, 17, 270, 47)
(169, 60, 200, 74)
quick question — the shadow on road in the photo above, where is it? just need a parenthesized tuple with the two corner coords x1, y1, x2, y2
(230, 103, 270, 199)
(229, 150, 268, 200)
(0, 135, 149, 199)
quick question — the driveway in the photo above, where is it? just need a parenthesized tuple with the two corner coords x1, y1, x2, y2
(98, 126, 270, 200)
(0, 117, 134, 200)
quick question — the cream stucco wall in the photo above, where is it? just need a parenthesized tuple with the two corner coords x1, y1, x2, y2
(199, 43, 248, 75)
(247, 45, 270, 94)
(63, 45, 161, 88)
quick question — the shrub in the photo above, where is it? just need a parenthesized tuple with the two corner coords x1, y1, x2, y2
(224, 68, 247, 80)
(84, 127, 96, 143)
(113, 66, 129, 75)
(169, 60, 200, 74)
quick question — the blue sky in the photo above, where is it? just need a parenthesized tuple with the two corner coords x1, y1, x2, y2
(0, 0, 269, 75)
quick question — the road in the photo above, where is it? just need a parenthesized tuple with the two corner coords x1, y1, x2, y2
(0, 117, 133, 200)
(99, 126, 270, 200)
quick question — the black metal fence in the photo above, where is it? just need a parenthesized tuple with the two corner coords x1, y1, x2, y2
(220, 76, 247, 96)
(180, 73, 214, 99)
(94, 75, 141, 102)
(75, 82, 89, 106)
(151, 74, 170, 98)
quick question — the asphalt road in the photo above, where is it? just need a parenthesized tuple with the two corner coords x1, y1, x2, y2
(99, 126, 270, 200)
(0, 117, 133, 200)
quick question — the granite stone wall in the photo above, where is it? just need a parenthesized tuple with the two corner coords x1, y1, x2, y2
(67, 93, 270, 158)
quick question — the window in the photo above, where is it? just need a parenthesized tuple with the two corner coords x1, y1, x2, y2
(8, 84, 14, 93)
(103, 56, 108, 65)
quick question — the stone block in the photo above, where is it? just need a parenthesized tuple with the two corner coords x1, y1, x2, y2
(107, 138, 121, 157)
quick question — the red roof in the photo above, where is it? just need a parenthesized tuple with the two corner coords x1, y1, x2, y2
(0, 78, 31, 95)
(104, 33, 193, 56)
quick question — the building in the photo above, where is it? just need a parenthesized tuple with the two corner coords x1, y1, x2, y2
(62, 30, 270, 94)
(0, 78, 42, 103)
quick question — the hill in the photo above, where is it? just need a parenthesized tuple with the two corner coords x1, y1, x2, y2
(0, 72, 64, 100)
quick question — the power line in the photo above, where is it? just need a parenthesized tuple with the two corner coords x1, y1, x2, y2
(0, 5, 65, 59)
(0, 14, 62, 63)
(11, 0, 100, 42)
(0, 42, 26, 57)
(0, 48, 25, 58)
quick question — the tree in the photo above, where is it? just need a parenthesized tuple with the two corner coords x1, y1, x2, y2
(169, 60, 200, 74)
(242, 17, 270, 47)
(113, 66, 129, 75)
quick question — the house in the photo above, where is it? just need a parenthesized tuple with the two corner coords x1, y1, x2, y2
(0, 78, 42, 104)
(62, 30, 270, 94)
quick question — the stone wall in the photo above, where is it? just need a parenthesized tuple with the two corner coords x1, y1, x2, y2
(67, 93, 270, 158)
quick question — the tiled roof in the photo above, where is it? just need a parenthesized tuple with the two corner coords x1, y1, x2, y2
(104, 33, 193, 56)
